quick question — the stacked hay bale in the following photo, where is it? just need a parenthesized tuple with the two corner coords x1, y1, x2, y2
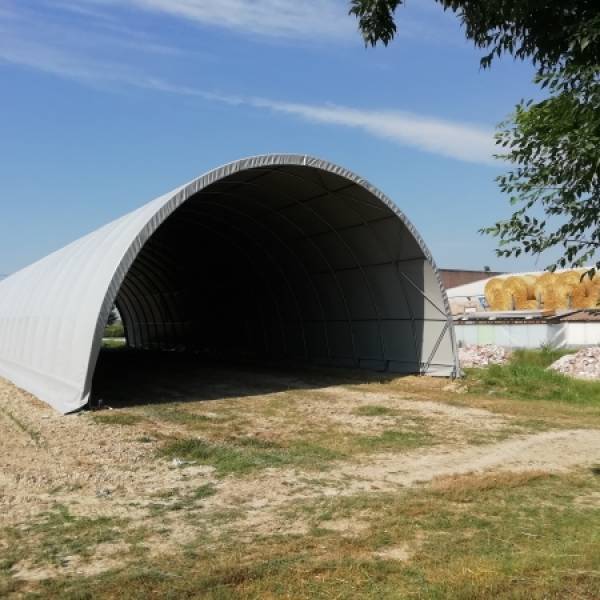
(484, 270, 600, 311)
(484, 278, 513, 311)
(582, 272, 600, 308)
(569, 278, 589, 309)
(557, 270, 592, 309)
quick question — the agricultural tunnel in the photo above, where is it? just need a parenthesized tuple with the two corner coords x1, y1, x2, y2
(0, 155, 458, 413)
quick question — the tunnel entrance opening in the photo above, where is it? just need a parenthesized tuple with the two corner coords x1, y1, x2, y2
(112, 163, 452, 376)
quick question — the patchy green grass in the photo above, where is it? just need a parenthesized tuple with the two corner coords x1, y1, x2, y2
(17, 469, 600, 599)
(158, 436, 343, 476)
(2, 505, 128, 570)
(101, 338, 127, 349)
(92, 412, 144, 426)
(466, 347, 600, 406)
(7, 354, 600, 598)
(193, 483, 218, 500)
(149, 483, 218, 515)
(353, 404, 399, 417)
(355, 428, 433, 451)
(157, 420, 436, 477)
(511, 347, 574, 367)
(103, 322, 125, 338)
(142, 405, 236, 429)
(32, 508, 127, 566)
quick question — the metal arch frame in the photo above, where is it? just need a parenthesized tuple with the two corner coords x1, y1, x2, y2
(82, 154, 460, 403)
(209, 168, 451, 371)
(192, 186, 359, 363)
(181, 203, 310, 359)
(328, 184, 447, 373)
(181, 201, 329, 361)
(118, 235, 188, 349)
(325, 177, 457, 374)
(201, 175, 389, 365)
(281, 168, 388, 365)
(319, 183, 423, 370)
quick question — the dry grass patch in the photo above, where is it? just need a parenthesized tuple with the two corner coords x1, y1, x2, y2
(353, 404, 400, 417)
(92, 412, 144, 426)
(430, 470, 553, 503)
(16, 470, 600, 599)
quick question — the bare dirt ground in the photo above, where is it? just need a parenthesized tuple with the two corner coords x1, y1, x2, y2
(2, 353, 600, 597)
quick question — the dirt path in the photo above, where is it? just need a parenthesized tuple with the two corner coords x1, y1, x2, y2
(337, 428, 600, 487)
(208, 428, 600, 539)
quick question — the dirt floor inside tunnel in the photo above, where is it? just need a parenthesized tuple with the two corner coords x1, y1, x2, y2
(90, 347, 404, 410)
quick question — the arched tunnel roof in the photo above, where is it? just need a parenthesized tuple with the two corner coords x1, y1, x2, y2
(0, 154, 458, 413)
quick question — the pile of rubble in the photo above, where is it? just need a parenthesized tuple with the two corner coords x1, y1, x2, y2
(548, 347, 600, 380)
(458, 344, 511, 368)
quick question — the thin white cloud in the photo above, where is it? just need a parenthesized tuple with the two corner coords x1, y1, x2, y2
(65, 0, 462, 44)
(2, 2, 184, 59)
(75, 0, 353, 39)
(0, 43, 495, 165)
(0, 21, 175, 86)
(223, 95, 497, 166)
(0, 3, 496, 166)
(124, 84, 496, 166)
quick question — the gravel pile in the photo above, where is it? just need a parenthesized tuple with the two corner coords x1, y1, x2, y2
(548, 347, 600, 380)
(458, 344, 511, 368)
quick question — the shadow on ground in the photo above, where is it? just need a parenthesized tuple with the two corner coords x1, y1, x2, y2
(91, 348, 401, 409)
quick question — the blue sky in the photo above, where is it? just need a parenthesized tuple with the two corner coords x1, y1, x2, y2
(0, 0, 545, 276)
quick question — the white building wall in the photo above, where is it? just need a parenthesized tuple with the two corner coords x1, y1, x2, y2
(454, 322, 600, 349)
(563, 323, 600, 347)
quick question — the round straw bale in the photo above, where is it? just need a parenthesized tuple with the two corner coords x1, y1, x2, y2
(570, 283, 587, 306)
(504, 275, 528, 292)
(588, 274, 600, 294)
(522, 275, 537, 299)
(533, 281, 546, 304)
(582, 271, 595, 293)
(558, 270, 582, 287)
(539, 283, 565, 310)
(555, 283, 573, 309)
(503, 276, 527, 307)
(571, 292, 594, 310)
(489, 288, 513, 311)
(484, 278, 504, 306)
(587, 287, 600, 309)
(537, 272, 557, 286)
(515, 297, 538, 310)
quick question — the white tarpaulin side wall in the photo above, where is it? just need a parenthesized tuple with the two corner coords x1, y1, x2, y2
(0, 154, 458, 413)
(0, 191, 179, 413)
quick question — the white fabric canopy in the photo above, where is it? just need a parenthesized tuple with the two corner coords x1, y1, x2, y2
(0, 155, 458, 413)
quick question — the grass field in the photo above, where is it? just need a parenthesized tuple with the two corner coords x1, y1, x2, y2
(466, 347, 600, 405)
(1, 348, 600, 599)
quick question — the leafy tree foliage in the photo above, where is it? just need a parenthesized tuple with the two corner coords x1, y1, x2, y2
(349, 1, 600, 70)
(106, 306, 120, 327)
(350, 1, 600, 272)
(485, 66, 600, 271)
